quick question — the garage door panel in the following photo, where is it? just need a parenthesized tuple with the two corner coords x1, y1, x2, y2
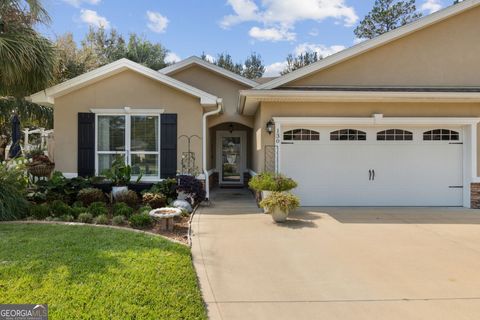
(280, 128, 463, 207)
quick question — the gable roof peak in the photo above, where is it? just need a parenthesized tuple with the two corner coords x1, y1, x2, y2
(256, 0, 480, 90)
(159, 55, 258, 87)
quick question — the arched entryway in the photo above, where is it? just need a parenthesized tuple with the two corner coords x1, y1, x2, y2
(208, 122, 253, 187)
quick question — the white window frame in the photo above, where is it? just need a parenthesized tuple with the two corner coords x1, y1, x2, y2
(93, 107, 164, 182)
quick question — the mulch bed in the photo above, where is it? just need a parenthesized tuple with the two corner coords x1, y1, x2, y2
(149, 216, 190, 244)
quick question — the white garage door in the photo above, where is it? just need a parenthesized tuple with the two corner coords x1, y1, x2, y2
(280, 127, 463, 206)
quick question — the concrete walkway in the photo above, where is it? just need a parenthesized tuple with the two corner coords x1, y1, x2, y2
(191, 190, 480, 320)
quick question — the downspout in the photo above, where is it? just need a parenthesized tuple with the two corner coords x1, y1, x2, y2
(203, 98, 223, 200)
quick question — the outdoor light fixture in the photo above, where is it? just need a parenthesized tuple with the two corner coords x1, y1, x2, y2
(228, 123, 234, 133)
(266, 119, 275, 135)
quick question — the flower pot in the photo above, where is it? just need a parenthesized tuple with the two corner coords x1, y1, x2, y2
(270, 206, 289, 223)
(112, 186, 128, 199)
(261, 191, 272, 213)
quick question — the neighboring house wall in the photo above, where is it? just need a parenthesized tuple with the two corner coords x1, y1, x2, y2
(252, 101, 480, 174)
(54, 70, 204, 175)
(285, 5, 480, 88)
(168, 65, 254, 128)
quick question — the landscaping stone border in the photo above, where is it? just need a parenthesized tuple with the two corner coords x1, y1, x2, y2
(0, 221, 187, 246)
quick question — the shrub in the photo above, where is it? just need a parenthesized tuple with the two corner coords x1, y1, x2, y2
(77, 213, 93, 223)
(60, 214, 75, 222)
(249, 172, 297, 192)
(129, 213, 153, 229)
(0, 160, 28, 221)
(70, 206, 87, 219)
(137, 205, 152, 215)
(115, 190, 139, 208)
(142, 192, 166, 209)
(30, 172, 91, 205)
(77, 188, 106, 206)
(176, 175, 205, 205)
(72, 201, 84, 208)
(112, 215, 126, 226)
(49, 200, 72, 218)
(148, 178, 177, 202)
(87, 202, 108, 217)
(94, 214, 109, 225)
(259, 192, 300, 212)
(29, 203, 50, 220)
(112, 202, 133, 218)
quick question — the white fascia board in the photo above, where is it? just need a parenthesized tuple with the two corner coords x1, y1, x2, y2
(160, 56, 258, 88)
(29, 58, 219, 107)
(255, 0, 480, 90)
(273, 116, 480, 126)
(241, 89, 480, 103)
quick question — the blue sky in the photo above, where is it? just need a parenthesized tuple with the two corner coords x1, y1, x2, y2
(39, 0, 451, 76)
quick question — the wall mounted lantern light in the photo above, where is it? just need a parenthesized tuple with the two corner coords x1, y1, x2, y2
(266, 119, 275, 135)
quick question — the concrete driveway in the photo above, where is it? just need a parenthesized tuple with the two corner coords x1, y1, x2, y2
(191, 190, 480, 320)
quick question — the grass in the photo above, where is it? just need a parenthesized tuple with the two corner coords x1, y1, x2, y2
(0, 224, 207, 319)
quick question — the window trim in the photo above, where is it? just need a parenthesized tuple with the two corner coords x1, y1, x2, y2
(94, 111, 162, 182)
(423, 129, 460, 141)
(330, 129, 367, 141)
(377, 129, 413, 141)
(283, 128, 320, 141)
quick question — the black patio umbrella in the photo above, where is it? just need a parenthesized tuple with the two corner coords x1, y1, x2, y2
(8, 114, 22, 158)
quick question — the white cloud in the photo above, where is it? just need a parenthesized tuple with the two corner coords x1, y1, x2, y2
(221, 0, 358, 41)
(421, 0, 443, 14)
(80, 9, 110, 28)
(264, 61, 288, 77)
(294, 43, 346, 58)
(249, 26, 295, 41)
(146, 11, 169, 33)
(63, 0, 100, 7)
(165, 52, 181, 64)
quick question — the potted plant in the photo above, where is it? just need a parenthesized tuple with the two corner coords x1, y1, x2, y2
(259, 192, 300, 223)
(249, 172, 298, 212)
(25, 147, 54, 179)
(103, 157, 142, 199)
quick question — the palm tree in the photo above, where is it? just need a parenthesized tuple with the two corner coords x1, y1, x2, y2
(0, 1, 55, 160)
(0, 0, 56, 97)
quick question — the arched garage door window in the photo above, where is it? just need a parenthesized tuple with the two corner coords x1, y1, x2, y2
(330, 129, 366, 141)
(283, 129, 320, 141)
(377, 129, 413, 141)
(423, 129, 459, 141)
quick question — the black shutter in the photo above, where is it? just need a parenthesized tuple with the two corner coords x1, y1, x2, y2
(161, 114, 177, 179)
(78, 113, 95, 177)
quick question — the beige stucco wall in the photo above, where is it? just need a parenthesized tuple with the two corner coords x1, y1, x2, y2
(252, 101, 480, 174)
(286, 5, 480, 87)
(168, 65, 255, 128)
(54, 70, 204, 174)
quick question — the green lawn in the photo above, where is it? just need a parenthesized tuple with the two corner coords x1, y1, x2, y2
(0, 224, 207, 320)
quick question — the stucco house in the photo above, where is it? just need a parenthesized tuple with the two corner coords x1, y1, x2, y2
(30, 0, 480, 208)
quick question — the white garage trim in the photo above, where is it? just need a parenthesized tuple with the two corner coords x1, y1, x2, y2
(273, 115, 480, 208)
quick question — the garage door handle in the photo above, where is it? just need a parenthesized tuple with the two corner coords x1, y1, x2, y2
(369, 170, 372, 181)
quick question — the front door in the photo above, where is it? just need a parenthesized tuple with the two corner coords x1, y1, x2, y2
(216, 131, 246, 185)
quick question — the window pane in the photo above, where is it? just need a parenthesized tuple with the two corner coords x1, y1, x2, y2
(131, 116, 158, 152)
(98, 116, 125, 151)
(131, 154, 159, 177)
(98, 154, 125, 175)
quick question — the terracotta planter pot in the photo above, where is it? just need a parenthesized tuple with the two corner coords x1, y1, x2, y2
(270, 206, 289, 223)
